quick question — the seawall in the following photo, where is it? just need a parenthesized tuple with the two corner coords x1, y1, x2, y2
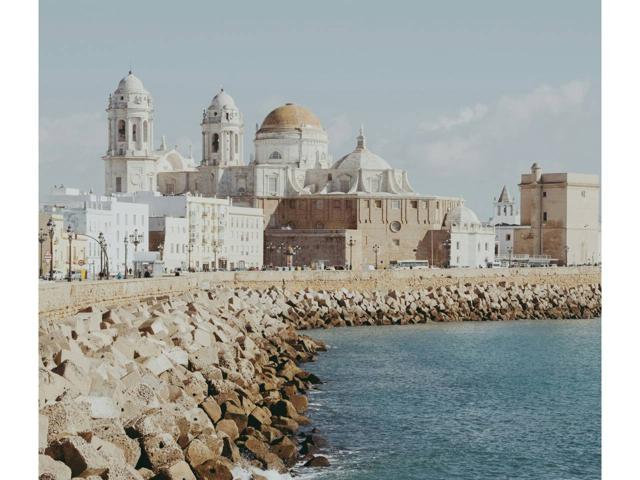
(39, 266, 601, 320)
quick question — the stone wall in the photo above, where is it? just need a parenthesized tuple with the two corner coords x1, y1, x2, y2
(39, 267, 601, 320)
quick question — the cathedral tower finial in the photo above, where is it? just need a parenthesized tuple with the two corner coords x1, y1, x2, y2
(357, 124, 366, 149)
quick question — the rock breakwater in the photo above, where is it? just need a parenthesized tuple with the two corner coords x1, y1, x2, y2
(39, 279, 601, 478)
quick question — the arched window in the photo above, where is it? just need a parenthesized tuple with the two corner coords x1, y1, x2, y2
(212, 134, 219, 153)
(230, 133, 234, 156)
(269, 151, 282, 160)
(234, 133, 239, 153)
(143, 121, 148, 143)
(118, 120, 126, 141)
(132, 124, 137, 142)
(503, 206, 507, 214)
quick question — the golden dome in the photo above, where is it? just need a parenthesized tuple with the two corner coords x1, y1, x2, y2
(259, 103, 323, 131)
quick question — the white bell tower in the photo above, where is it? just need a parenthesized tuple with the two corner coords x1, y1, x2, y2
(103, 71, 158, 194)
(489, 185, 521, 226)
(201, 88, 244, 167)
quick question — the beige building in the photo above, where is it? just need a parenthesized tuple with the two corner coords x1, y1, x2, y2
(514, 163, 600, 265)
(39, 212, 88, 279)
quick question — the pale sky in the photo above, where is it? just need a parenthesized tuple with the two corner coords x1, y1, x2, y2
(39, 0, 600, 219)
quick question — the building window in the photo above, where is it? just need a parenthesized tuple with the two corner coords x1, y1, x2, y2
(314, 200, 323, 209)
(543, 212, 548, 222)
(375, 200, 382, 208)
(132, 124, 137, 142)
(410, 200, 418, 208)
(484, 242, 488, 251)
(393, 239, 400, 246)
(118, 120, 126, 141)
(456, 241, 460, 250)
(115, 177, 122, 193)
(234, 134, 239, 153)
(390, 221, 401, 233)
(267, 176, 278, 194)
(506, 234, 511, 241)
(543, 191, 547, 197)
(581, 190, 586, 198)
(269, 151, 282, 160)
(391, 200, 401, 209)
(212, 134, 219, 153)
(143, 121, 148, 143)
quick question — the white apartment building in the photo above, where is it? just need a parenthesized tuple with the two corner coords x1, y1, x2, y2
(41, 187, 149, 277)
(124, 192, 263, 271)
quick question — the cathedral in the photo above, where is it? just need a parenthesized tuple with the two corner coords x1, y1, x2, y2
(103, 71, 479, 268)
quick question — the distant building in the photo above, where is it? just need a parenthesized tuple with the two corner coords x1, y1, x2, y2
(514, 163, 600, 265)
(121, 192, 264, 271)
(40, 187, 149, 277)
(442, 206, 495, 268)
(38, 212, 88, 278)
(488, 185, 526, 262)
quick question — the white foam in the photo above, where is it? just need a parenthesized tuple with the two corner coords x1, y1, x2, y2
(231, 464, 294, 480)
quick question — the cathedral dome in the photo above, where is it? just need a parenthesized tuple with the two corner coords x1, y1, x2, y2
(332, 127, 392, 170)
(115, 72, 148, 94)
(209, 89, 237, 111)
(443, 205, 481, 228)
(259, 103, 323, 131)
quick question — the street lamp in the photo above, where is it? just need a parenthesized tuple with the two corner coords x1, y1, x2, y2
(97, 232, 109, 279)
(187, 241, 194, 272)
(123, 233, 129, 279)
(564, 245, 570, 267)
(38, 228, 46, 279)
(211, 239, 221, 270)
(442, 239, 451, 268)
(158, 243, 164, 261)
(347, 237, 356, 270)
(47, 218, 54, 280)
(66, 225, 74, 282)
(372, 243, 380, 270)
(507, 246, 513, 268)
(130, 229, 144, 277)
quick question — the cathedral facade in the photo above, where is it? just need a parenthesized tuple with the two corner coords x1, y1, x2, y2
(103, 72, 479, 268)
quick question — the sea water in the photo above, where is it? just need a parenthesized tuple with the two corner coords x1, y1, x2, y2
(296, 319, 600, 480)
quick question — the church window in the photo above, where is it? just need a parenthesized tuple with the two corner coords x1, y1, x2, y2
(267, 176, 278, 194)
(132, 124, 137, 142)
(375, 200, 382, 208)
(234, 134, 239, 153)
(213, 134, 219, 153)
(410, 200, 418, 208)
(115, 177, 122, 193)
(456, 241, 460, 250)
(118, 121, 126, 141)
(581, 190, 586, 198)
(506, 234, 511, 241)
(226, 112, 230, 121)
(269, 151, 282, 160)
(391, 200, 401, 209)
(477, 243, 481, 252)
(485, 242, 488, 251)
(393, 239, 400, 247)
(503, 206, 507, 214)
(143, 121, 148, 143)
(543, 191, 547, 197)
(543, 212, 548, 222)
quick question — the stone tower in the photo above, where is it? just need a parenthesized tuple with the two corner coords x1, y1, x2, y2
(201, 89, 244, 167)
(103, 71, 157, 194)
(489, 185, 520, 226)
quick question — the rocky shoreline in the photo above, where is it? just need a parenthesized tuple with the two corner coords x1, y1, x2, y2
(39, 281, 601, 479)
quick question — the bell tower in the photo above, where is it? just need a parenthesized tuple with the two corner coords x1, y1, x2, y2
(201, 88, 244, 167)
(103, 71, 157, 194)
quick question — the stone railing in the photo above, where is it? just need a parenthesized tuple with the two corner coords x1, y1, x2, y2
(39, 266, 601, 320)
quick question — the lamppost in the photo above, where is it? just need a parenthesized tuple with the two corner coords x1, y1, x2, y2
(372, 243, 380, 270)
(347, 237, 356, 270)
(265, 242, 276, 268)
(564, 245, 570, 267)
(187, 242, 194, 272)
(211, 239, 221, 270)
(38, 228, 46, 278)
(130, 229, 144, 277)
(507, 246, 513, 268)
(123, 233, 129, 279)
(158, 243, 164, 261)
(442, 239, 451, 268)
(47, 218, 54, 280)
(66, 225, 74, 282)
(98, 232, 111, 279)
(277, 242, 285, 267)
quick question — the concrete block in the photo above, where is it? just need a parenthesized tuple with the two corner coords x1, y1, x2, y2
(49, 435, 109, 477)
(77, 396, 120, 419)
(42, 400, 92, 443)
(141, 433, 184, 470)
(39, 453, 72, 480)
(142, 354, 173, 376)
(158, 460, 197, 480)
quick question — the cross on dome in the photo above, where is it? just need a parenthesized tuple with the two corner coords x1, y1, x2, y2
(357, 125, 366, 149)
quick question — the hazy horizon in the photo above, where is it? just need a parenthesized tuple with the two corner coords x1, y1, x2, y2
(40, 0, 600, 219)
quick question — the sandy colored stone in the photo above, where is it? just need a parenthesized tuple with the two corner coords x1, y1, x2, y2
(39, 454, 72, 480)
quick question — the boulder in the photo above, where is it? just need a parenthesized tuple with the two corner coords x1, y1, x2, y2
(193, 458, 233, 480)
(141, 433, 184, 470)
(304, 455, 331, 467)
(39, 454, 72, 480)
